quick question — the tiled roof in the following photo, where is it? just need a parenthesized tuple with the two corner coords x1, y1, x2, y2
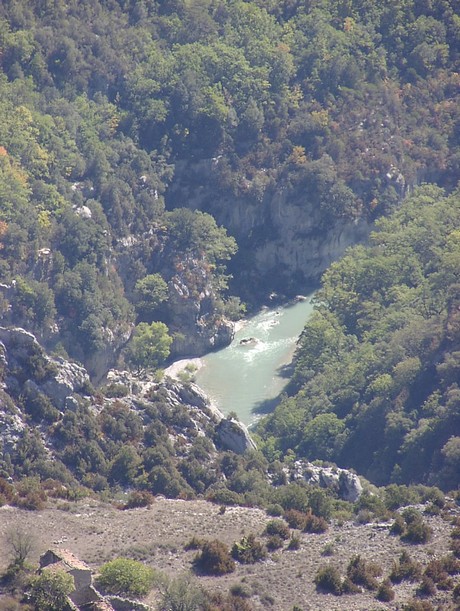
(47, 549, 91, 571)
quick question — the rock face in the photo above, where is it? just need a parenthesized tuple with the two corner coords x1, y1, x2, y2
(168, 159, 371, 296)
(166, 256, 235, 358)
(215, 417, 257, 454)
(0, 326, 90, 411)
(291, 460, 363, 502)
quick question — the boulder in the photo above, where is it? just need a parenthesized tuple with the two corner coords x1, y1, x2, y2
(292, 460, 363, 502)
(41, 357, 90, 410)
(216, 418, 257, 454)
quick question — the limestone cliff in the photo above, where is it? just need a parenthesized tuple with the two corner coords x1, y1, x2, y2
(168, 159, 371, 297)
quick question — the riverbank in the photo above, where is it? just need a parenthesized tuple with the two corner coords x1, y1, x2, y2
(164, 357, 203, 380)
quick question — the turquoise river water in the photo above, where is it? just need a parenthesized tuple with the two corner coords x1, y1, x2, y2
(195, 295, 315, 426)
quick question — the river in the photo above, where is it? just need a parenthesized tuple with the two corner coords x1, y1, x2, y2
(195, 295, 315, 426)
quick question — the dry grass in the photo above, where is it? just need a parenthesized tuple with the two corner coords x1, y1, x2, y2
(0, 498, 458, 610)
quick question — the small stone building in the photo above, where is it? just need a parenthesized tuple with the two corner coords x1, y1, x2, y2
(39, 549, 113, 609)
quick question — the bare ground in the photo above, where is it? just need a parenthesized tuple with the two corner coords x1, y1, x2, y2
(0, 497, 458, 610)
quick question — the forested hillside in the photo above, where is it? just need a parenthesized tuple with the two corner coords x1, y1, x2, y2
(0, 0, 459, 500)
(258, 185, 460, 488)
(0, 0, 458, 375)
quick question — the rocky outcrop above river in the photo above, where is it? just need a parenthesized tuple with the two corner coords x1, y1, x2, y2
(168, 159, 371, 297)
(215, 417, 257, 454)
(167, 260, 235, 357)
(290, 460, 363, 502)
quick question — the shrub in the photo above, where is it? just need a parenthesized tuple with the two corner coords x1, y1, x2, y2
(264, 519, 290, 540)
(440, 554, 460, 575)
(390, 551, 422, 583)
(321, 543, 335, 557)
(284, 509, 308, 530)
(231, 535, 266, 564)
(451, 539, 460, 558)
(123, 490, 154, 509)
(14, 489, 47, 511)
(157, 574, 207, 611)
(402, 600, 435, 610)
(229, 583, 252, 598)
(424, 558, 451, 584)
(266, 503, 284, 517)
(287, 535, 300, 551)
(194, 540, 235, 575)
(96, 558, 155, 597)
(454, 582, 460, 600)
(103, 383, 129, 398)
(390, 514, 405, 535)
(403, 518, 433, 544)
(402, 507, 423, 524)
(346, 555, 381, 590)
(314, 565, 342, 595)
(30, 569, 75, 610)
(451, 527, 460, 539)
(304, 511, 328, 534)
(376, 578, 395, 602)
(384, 484, 420, 510)
(206, 488, 243, 506)
(5, 528, 36, 569)
(266, 535, 284, 551)
(341, 577, 361, 594)
(184, 537, 204, 551)
(416, 575, 436, 597)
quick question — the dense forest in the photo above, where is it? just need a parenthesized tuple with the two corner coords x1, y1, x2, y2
(258, 185, 460, 489)
(0, 0, 459, 498)
(0, 0, 459, 369)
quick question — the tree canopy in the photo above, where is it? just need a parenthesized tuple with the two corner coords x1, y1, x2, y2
(258, 185, 460, 489)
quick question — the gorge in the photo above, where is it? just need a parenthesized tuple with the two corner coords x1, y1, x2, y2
(195, 295, 316, 425)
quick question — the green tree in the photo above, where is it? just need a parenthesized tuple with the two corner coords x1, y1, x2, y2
(96, 558, 155, 597)
(127, 321, 172, 371)
(134, 273, 168, 319)
(30, 570, 74, 611)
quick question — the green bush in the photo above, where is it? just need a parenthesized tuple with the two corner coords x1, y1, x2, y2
(341, 577, 361, 594)
(157, 574, 207, 611)
(30, 570, 74, 611)
(403, 518, 432, 544)
(194, 540, 235, 576)
(287, 535, 300, 551)
(96, 558, 155, 597)
(284, 509, 308, 530)
(231, 534, 266, 564)
(264, 519, 290, 540)
(390, 514, 405, 535)
(346, 555, 381, 590)
(314, 565, 342, 595)
(266, 535, 284, 551)
(416, 575, 436, 597)
(103, 383, 129, 398)
(206, 488, 243, 506)
(184, 536, 204, 551)
(123, 490, 154, 509)
(390, 551, 422, 583)
(453, 581, 460, 600)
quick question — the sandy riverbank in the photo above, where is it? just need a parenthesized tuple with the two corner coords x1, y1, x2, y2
(163, 357, 203, 380)
(164, 318, 249, 380)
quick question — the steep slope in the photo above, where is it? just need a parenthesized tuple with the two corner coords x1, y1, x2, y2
(258, 185, 460, 489)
